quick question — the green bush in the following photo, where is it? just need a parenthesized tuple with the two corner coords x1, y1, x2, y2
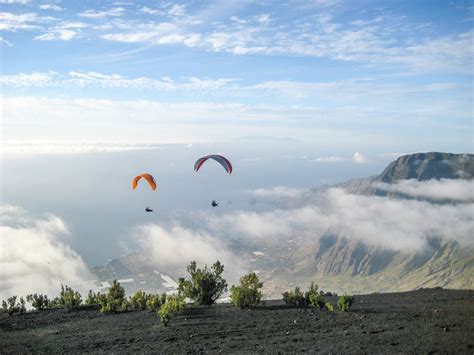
(230, 272, 263, 308)
(308, 292, 326, 309)
(1, 296, 26, 315)
(337, 295, 354, 312)
(178, 260, 228, 305)
(130, 290, 149, 310)
(85, 290, 102, 305)
(305, 283, 319, 303)
(325, 302, 334, 312)
(283, 283, 332, 309)
(146, 293, 167, 311)
(99, 280, 126, 313)
(282, 287, 307, 307)
(26, 294, 50, 310)
(158, 294, 185, 326)
(50, 285, 82, 309)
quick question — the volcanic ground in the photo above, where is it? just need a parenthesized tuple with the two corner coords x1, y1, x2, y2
(1, 288, 473, 354)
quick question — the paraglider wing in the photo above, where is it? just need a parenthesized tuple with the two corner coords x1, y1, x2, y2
(194, 155, 232, 174)
(132, 173, 157, 190)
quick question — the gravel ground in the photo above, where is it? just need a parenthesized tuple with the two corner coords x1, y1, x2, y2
(1, 288, 473, 354)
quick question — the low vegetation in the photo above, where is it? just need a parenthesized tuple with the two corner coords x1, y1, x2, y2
(50, 285, 82, 309)
(85, 290, 102, 305)
(337, 295, 354, 312)
(1, 296, 26, 316)
(158, 294, 185, 326)
(98, 280, 126, 313)
(26, 294, 50, 310)
(146, 293, 167, 311)
(1, 260, 353, 331)
(282, 286, 306, 306)
(282, 282, 321, 307)
(230, 272, 263, 308)
(178, 260, 228, 305)
(282, 283, 344, 312)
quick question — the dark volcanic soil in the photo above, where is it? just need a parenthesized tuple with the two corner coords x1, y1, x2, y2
(1, 288, 473, 354)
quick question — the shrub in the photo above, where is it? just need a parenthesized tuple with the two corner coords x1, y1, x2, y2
(26, 294, 50, 310)
(85, 290, 102, 305)
(230, 272, 263, 308)
(158, 294, 185, 326)
(130, 290, 149, 310)
(1, 296, 26, 316)
(337, 295, 354, 312)
(305, 283, 319, 303)
(146, 293, 166, 311)
(308, 292, 326, 309)
(178, 260, 228, 305)
(99, 280, 126, 313)
(121, 297, 132, 311)
(325, 302, 334, 312)
(50, 285, 82, 309)
(282, 287, 307, 307)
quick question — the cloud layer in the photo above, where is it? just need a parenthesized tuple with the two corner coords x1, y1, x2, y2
(0, 205, 93, 301)
(128, 223, 244, 281)
(376, 179, 474, 202)
(208, 183, 474, 253)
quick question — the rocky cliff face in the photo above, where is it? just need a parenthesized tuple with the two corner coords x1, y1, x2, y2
(282, 152, 474, 294)
(377, 152, 474, 182)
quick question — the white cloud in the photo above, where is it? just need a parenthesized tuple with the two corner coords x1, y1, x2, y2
(167, 4, 186, 17)
(251, 186, 306, 199)
(39, 4, 63, 11)
(0, 71, 237, 91)
(353, 152, 368, 164)
(376, 179, 474, 202)
(312, 156, 346, 163)
(0, 205, 94, 301)
(0, 12, 44, 31)
(0, 36, 13, 46)
(208, 186, 474, 252)
(128, 223, 243, 276)
(141, 6, 161, 15)
(34, 29, 76, 41)
(1, 141, 169, 154)
(0, 71, 56, 86)
(0, 0, 29, 3)
(78, 7, 125, 19)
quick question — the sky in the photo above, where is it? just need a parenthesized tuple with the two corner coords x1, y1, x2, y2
(0, 0, 473, 299)
(1, 0, 473, 152)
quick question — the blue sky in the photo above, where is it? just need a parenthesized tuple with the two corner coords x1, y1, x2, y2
(1, 0, 473, 155)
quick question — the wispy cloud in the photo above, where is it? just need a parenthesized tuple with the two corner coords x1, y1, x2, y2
(0, 0, 29, 3)
(312, 156, 346, 163)
(0, 12, 52, 31)
(39, 4, 63, 11)
(0, 36, 13, 46)
(78, 7, 125, 19)
(34, 29, 76, 41)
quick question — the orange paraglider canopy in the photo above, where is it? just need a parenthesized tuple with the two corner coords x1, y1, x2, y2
(132, 173, 157, 191)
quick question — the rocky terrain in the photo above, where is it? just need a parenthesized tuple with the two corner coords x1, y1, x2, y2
(1, 288, 473, 354)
